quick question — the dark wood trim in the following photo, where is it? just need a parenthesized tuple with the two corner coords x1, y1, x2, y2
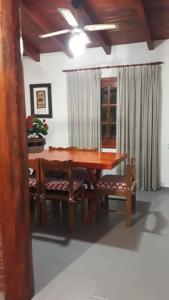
(21, 3, 73, 58)
(24, 47, 40, 62)
(101, 77, 117, 85)
(63, 61, 163, 72)
(102, 139, 116, 149)
(0, 0, 34, 299)
(30, 83, 53, 118)
(78, 2, 111, 55)
(23, 37, 40, 62)
(136, 0, 154, 50)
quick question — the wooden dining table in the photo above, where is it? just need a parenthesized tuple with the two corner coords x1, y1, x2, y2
(29, 149, 127, 170)
(29, 149, 127, 224)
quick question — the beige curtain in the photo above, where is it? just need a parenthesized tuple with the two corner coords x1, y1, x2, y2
(67, 70, 101, 149)
(117, 65, 161, 191)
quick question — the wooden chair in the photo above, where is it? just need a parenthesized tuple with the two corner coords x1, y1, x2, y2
(48, 146, 98, 188)
(28, 158, 41, 225)
(95, 158, 136, 226)
(39, 159, 85, 232)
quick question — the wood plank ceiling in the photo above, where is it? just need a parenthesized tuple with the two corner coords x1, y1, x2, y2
(21, 0, 169, 61)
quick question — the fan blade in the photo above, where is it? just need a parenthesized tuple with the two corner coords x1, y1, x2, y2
(84, 24, 118, 31)
(39, 29, 71, 39)
(57, 8, 78, 27)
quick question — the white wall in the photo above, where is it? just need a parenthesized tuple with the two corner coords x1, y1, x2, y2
(23, 40, 169, 187)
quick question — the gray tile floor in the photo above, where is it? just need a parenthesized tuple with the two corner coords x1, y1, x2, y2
(32, 189, 169, 300)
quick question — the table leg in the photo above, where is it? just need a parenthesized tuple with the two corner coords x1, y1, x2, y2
(85, 169, 101, 224)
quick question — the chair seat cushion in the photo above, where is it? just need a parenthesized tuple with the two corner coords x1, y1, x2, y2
(45, 178, 83, 192)
(29, 177, 36, 188)
(96, 175, 127, 190)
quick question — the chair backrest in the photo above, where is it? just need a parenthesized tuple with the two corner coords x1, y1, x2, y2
(40, 159, 74, 199)
(126, 158, 136, 190)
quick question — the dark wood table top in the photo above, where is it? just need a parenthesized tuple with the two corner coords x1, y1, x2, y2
(29, 149, 127, 170)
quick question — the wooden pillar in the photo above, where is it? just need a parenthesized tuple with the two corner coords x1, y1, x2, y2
(0, 0, 34, 299)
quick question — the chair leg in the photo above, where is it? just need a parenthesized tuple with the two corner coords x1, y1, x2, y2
(80, 199, 85, 221)
(81, 188, 86, 222)
(96, 194, 102, 222)
(51, 201, 60, 215)
(125, 192, 132, 226)
(87, 179, 92, 190)
(61, 201, 67, 223)
(132, 193, 136, 213)
(36, 198, 41, 227)
(101, 195, 109, 210)
(68, 202, 75, 232)
(30, 197, 36, 213)
(41, 199, 47, 227)
(86, 191, 96, 225)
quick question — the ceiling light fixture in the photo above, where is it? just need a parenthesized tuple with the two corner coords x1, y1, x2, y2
(69, 29, 89, 57)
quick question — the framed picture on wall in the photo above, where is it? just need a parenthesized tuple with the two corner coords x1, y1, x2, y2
(30, 83, 52, 118)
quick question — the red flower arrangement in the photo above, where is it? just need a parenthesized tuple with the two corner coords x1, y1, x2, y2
(26, 115, 48, 138)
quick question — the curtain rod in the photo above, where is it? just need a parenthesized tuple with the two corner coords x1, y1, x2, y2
(63, 62, 163, 73)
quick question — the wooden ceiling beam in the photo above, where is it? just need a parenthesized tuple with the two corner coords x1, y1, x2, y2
(79, 2, 111, 55)
(23, 38, 40, 62)
(21, 3, 73, 58)
(136, 0, 154, 50)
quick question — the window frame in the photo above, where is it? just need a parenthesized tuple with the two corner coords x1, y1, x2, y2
(101, 77, 117, 149)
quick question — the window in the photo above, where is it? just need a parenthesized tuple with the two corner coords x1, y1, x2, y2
(101, 77, 117, 148)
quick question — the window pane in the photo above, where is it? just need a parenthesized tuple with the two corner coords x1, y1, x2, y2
(101, 107, 108, 122)
(101, 78, 117, 148)
(101, 87, 108, 104)
(102, 125, 108, 139)
(110, 106, 116, 122)
(110, 88, 117, 104)
(110, 124, 116, 139)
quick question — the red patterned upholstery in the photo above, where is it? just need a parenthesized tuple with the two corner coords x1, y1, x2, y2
(45, 178, 83, 192)
(96, 175, 127, 190)
(29, 177, 36, 188)
(29, 175, 84, 191)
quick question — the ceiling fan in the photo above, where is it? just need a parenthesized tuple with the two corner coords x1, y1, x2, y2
(39, 0, 118, 39)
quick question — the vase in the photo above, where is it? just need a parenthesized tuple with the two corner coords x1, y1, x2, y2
(27, 137, 46, 153)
